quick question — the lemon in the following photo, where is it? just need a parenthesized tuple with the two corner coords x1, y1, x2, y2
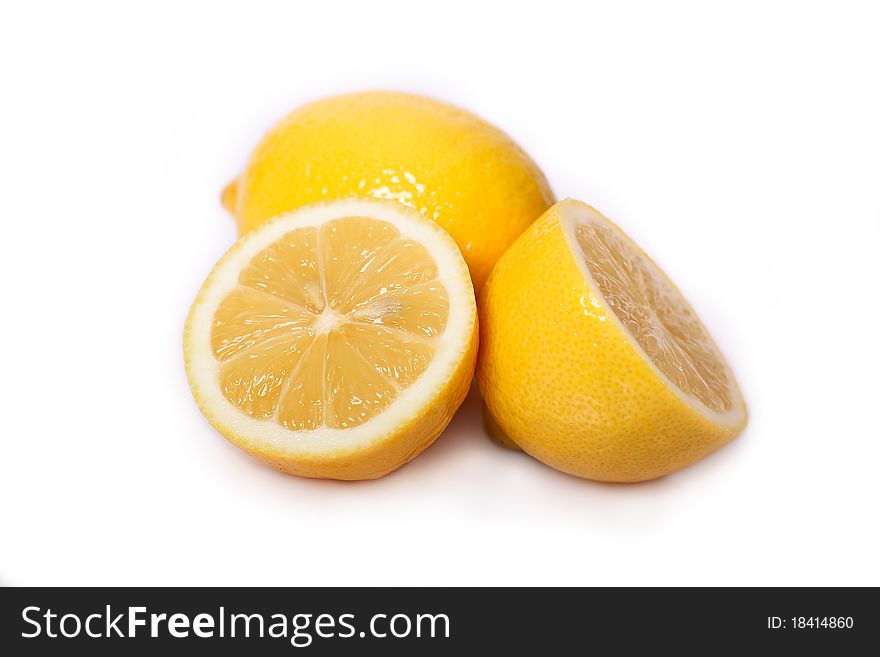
(185, 199, 477, 480)
(222, 91, 555, 292)
(476, 199, 747, 482)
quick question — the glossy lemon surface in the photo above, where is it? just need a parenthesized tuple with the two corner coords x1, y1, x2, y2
(223, 91, 554, 291)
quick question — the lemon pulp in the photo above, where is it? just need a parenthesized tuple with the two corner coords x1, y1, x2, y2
(573, 222, 731, 413)
(211, 216, 449, 431)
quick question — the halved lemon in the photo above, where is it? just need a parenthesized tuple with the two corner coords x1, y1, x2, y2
(477, 199, 747, 482)
(185, 199, 477, 480)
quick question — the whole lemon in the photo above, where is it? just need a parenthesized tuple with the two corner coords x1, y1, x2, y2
(222, 91, 555, 291)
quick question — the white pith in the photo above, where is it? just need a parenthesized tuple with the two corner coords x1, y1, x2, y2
(185, 199, 475, 456)
(557, 199, 746, 429)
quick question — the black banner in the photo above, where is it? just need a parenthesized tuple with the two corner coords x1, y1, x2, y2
(0, 587, 876, 654)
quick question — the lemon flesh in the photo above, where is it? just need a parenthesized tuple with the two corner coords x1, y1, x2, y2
(477, 199, 747, 482)
(186, 199, 477, 480)
(574, 221, 732, 414)
(223, 91, 555, 292)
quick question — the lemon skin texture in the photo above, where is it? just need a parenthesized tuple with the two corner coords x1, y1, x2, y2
(476, 201, 747, 483)
(223, 91, 555, 292)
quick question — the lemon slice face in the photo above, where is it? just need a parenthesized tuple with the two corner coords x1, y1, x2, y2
(186, 200, 477, 480)
(573, 221, 732, 414)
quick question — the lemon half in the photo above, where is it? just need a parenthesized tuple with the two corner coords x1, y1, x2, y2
(477, 199, 747, 482)
(186, 199, 477, 480)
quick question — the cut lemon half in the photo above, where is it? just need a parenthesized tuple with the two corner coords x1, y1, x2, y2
(477, 199, 747, 482)
(185, 199, 477, 480)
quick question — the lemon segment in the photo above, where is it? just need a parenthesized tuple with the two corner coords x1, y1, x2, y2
(186, 199, 477, 480)
(222, 91, 555, 292)
(476, 199, 747, 483)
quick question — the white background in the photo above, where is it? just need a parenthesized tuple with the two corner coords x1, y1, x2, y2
(1, 1, 878, 586)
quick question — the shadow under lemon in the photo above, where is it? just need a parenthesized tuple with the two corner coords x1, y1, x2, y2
(482, 403, 522, 451)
